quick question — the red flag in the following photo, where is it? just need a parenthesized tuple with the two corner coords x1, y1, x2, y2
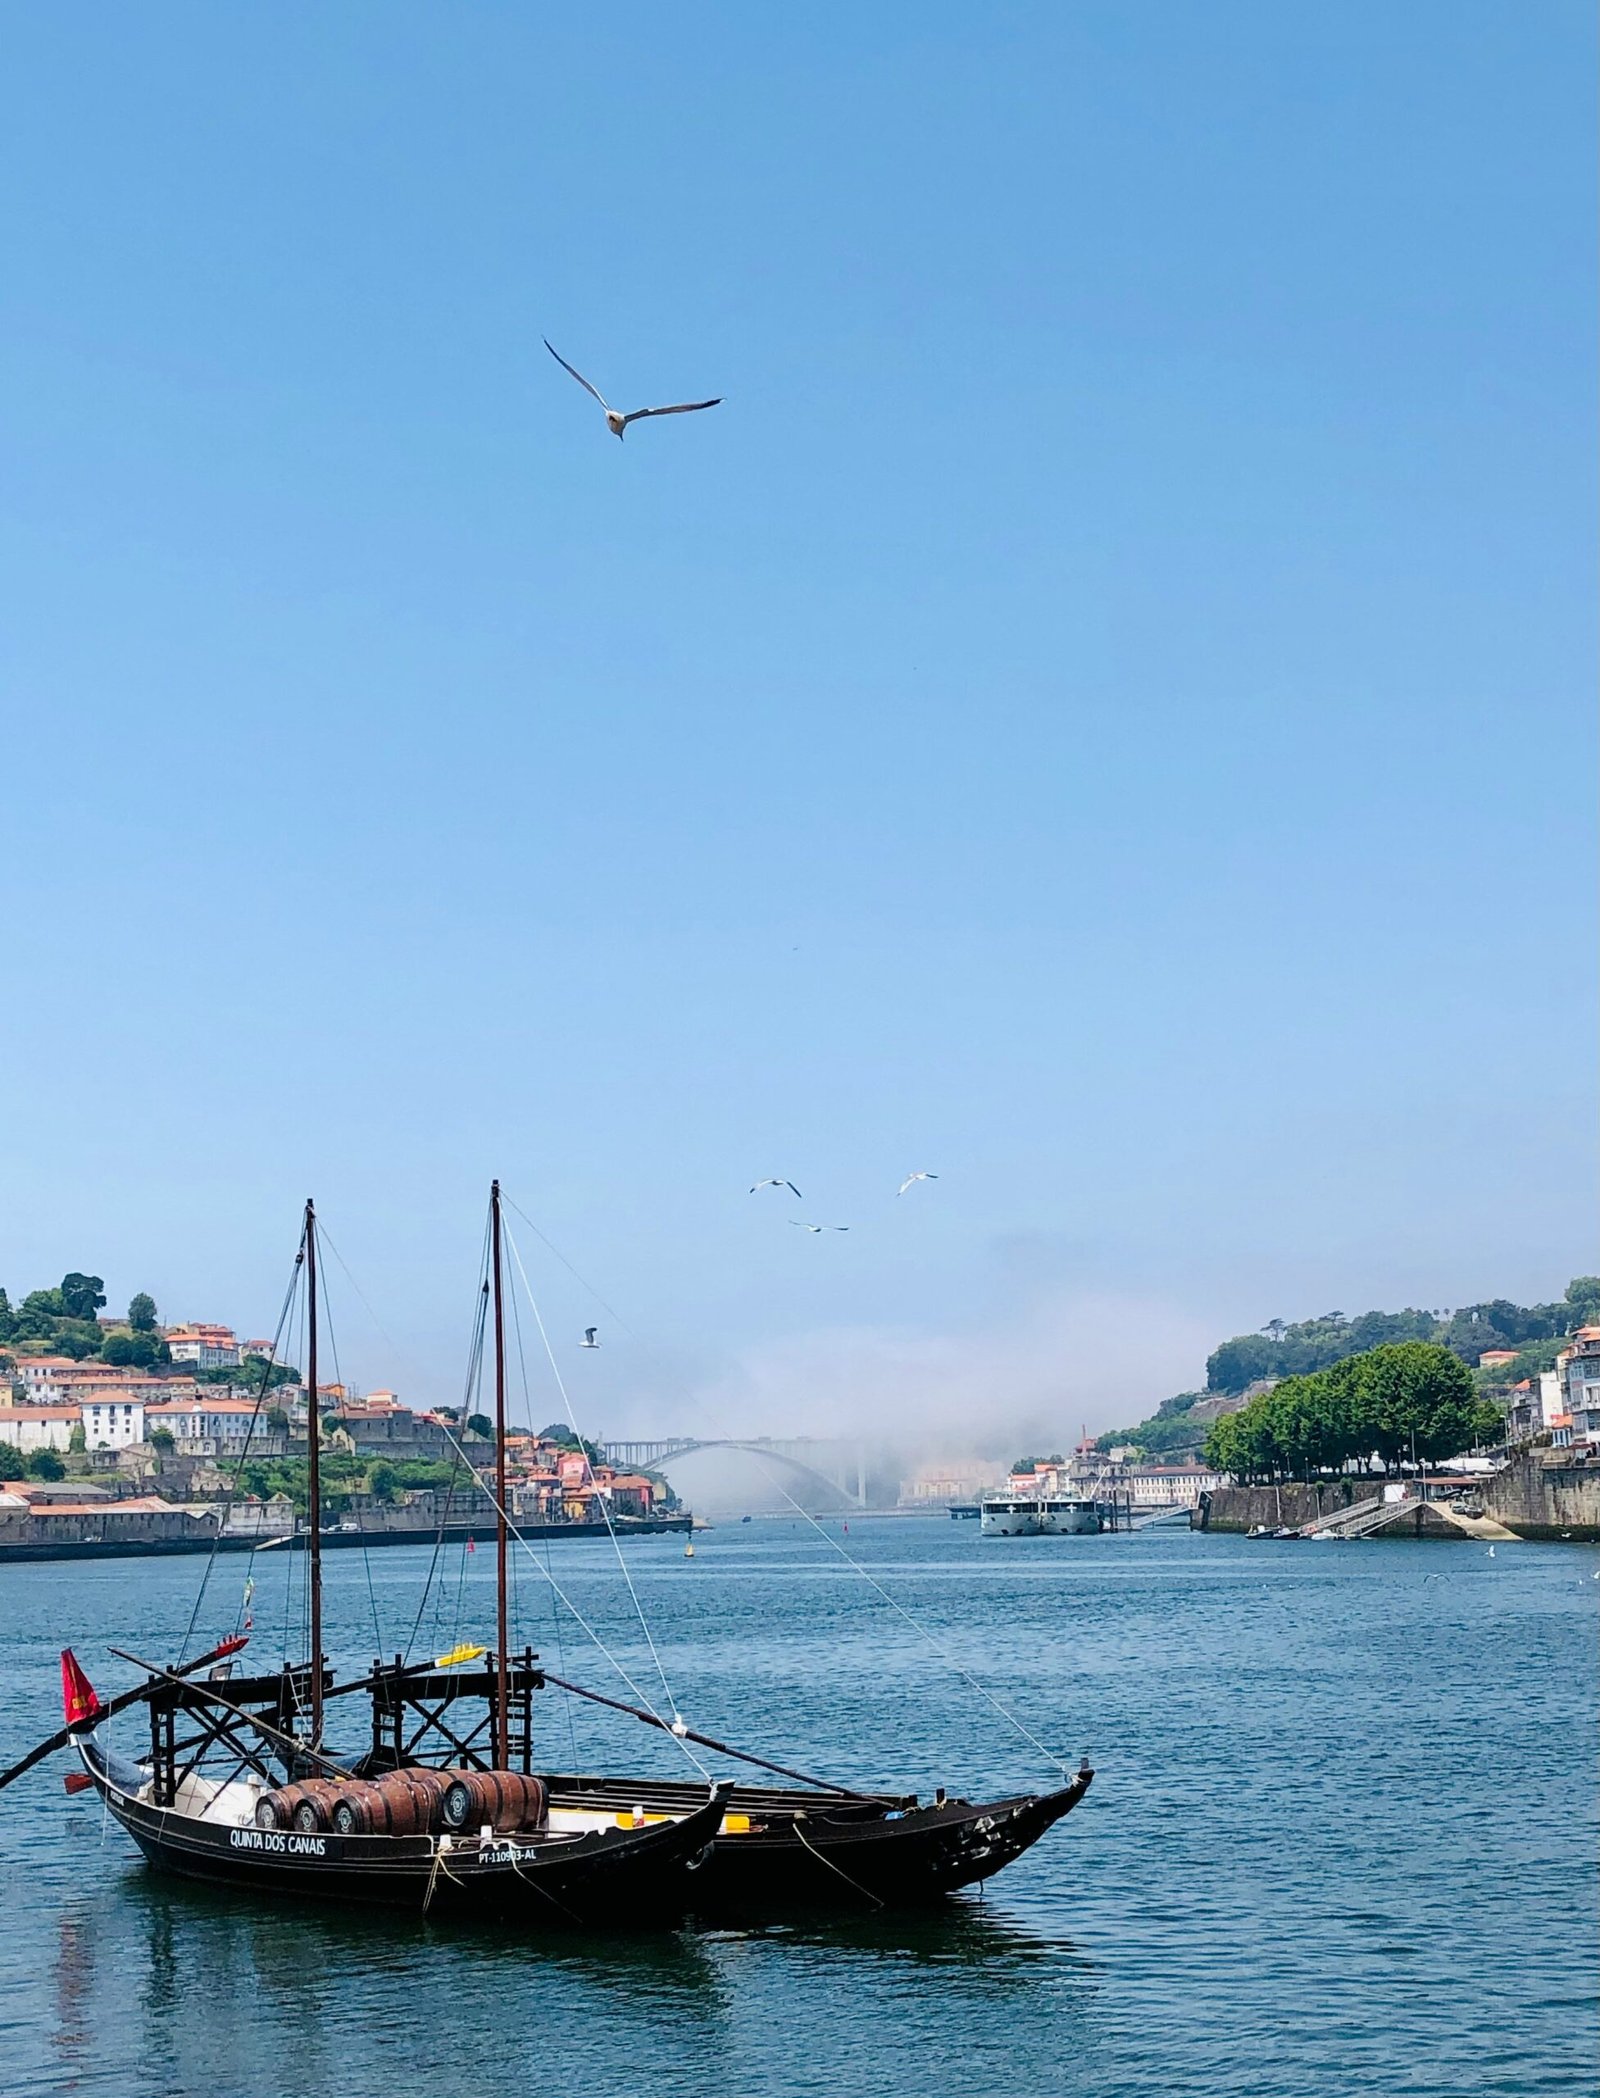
(60, 1650, 101, 1729)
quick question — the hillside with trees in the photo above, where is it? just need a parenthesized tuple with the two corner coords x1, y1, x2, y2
(1203, 1343, 1500, 1481)
(0, 1272, 169, 1366)
(1098, 1278, 1599, 1461)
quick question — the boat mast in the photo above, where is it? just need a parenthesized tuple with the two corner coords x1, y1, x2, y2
(490, 1179, 509, 1768)
(304, 1197, 323, 1749)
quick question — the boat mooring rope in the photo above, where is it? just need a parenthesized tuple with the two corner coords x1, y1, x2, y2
(763, 1471, 1079, 1784)
(794, 1822, 884, 1910)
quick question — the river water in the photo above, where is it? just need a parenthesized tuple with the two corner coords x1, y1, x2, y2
(0, 1516, 1594, 2097)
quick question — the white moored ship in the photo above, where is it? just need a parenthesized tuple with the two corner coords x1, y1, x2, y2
(979, 1492, 1101, 1537)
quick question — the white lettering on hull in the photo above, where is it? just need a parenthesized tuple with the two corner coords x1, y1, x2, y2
(229, 1828, 328, 1856)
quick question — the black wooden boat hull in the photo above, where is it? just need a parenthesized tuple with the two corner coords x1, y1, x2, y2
(542, 1769, 1094, 1912)
(76, 1735, 730, 1929)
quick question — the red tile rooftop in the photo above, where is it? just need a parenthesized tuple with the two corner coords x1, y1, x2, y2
(26, 1497, 181, 1517)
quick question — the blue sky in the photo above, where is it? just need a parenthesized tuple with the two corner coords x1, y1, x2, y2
(0, 3, 1592, 1443)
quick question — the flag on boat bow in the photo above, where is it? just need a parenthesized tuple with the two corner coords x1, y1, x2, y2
(60, 1650, 101, 1730)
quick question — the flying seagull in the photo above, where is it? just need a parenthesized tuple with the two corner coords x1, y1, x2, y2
(544, 340, 721, 441)
(790, 1221, 848, 1233)
(579, 1328, 600, 1349)
(750, 1178, 803, 1199)
(897, 1171, 939, 1196)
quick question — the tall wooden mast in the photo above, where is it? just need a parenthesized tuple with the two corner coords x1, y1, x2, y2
(303, 1198, 323, 1748)
(490, 1179, 510, 1768)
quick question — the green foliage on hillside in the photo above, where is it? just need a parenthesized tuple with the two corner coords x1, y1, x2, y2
(1206, 1280, 1600, 1396)
(0, 1270, 306, 1385)
(232, 1452, 463, 1517)
(1100, 1279, 1597, 1459)
(0, 1270, 171, 1366)
(1204, 1344, 1501, 1481)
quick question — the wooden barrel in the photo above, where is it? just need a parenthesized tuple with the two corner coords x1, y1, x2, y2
(440, 1770, 548, 1834)
(257, 1777, 347, 1832)
(330, 1767, 453, 1837)
(291, 1779, 346, 1833)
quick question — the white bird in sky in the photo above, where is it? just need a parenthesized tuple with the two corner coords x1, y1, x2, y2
(790, 1221, 849, 1233)
(897, 1171, 939, 1196)
(544, 340, 722, 441)
(750, 1178, 803, 1199)
(579, 1328, 600, 1349)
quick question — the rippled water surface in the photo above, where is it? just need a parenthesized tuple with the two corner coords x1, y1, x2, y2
(0, 1517, 1594, 2097)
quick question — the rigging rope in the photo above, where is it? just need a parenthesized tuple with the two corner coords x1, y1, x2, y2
(424, 1411, 711, 1781)
(490, 1193, 1080, 1787)
(176, 1242, 303, 1665)
(501, 1217, 685, 1730)
(761, 1468, 1077, 1783)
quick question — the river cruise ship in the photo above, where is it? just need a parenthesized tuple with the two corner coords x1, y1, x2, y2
(979, 1491, 1101, 1537)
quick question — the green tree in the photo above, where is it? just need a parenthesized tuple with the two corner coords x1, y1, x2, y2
(53, 1322, 106, 1361)
(1470, 1400, 1506, 1449)
(68, 1424, 87, 1454)
(367, 1460, 399, 1504)
(1348, 1342, 1479, 1467)
(127, 1292, 158, 1331)
(25, 1448, 66, 1480)
(465, 1413, 494, 1440)
(149, 1426, 175, 1452)
(1206, 1335, 1280, 1395)
(1564, 1277, 1600, 1328)
(0, 1289, 13, 1343)
(102, 1331, 164, 1369)
(58, 1273, 107, 1322)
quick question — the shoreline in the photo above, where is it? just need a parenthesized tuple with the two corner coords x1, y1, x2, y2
(0, 1512, 695, 1564)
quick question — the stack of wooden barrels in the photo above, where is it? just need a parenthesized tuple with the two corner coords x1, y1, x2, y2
(255, 1767, 547, 1837)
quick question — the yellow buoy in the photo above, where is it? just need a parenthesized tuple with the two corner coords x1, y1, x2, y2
(684, 1541, 695, 1558)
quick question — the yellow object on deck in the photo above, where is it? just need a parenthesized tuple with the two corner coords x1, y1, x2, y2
(433, 1643, 488, 1669)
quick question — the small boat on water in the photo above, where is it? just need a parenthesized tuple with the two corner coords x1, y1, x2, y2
(4, 1187, 1093, 1926)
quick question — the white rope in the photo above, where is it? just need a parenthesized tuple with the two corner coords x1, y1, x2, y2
(762, 1470, 1076, 1783)
(427, 1416, 710, 1781)
(501, 1219, 685, 1730)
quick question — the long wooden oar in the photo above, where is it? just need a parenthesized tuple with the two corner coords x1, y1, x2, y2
(106, 1648, 358, 1780)
(540, 1671, 894, 1800)
(0, 1636, 249, 1796)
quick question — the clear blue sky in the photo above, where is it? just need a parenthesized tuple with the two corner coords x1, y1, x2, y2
(1, 3, 1592, 1442)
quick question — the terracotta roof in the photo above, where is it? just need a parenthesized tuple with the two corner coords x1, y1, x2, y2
(27, 1497, 187, 1518)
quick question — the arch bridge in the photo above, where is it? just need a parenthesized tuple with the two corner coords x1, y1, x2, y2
(598, 1435, 868, 1511)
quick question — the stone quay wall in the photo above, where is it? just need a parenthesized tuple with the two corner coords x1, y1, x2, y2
(1191, 1481, 1363, 1533)
(1480, 1453, 1600, 1541)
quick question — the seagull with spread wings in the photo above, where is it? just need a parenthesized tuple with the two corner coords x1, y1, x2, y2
(750, 1178, 803, 1199)
(790, 1221, 849, 1233)
(544, 340, 722, 441)
(579, 1328, 600, 1349)
(897, 1171, 939, 1196)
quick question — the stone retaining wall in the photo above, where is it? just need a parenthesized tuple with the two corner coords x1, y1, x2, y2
(1191, 1481, 1362, 1532)
(1480, 1453, 1600, 1541)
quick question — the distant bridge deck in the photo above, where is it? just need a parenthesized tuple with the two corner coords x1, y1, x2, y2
(599, 1436, 869, 1509)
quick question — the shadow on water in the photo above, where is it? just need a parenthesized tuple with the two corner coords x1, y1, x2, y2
(691, 1894, 1094, 1980)
(59, 1862, 1091, 2010)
